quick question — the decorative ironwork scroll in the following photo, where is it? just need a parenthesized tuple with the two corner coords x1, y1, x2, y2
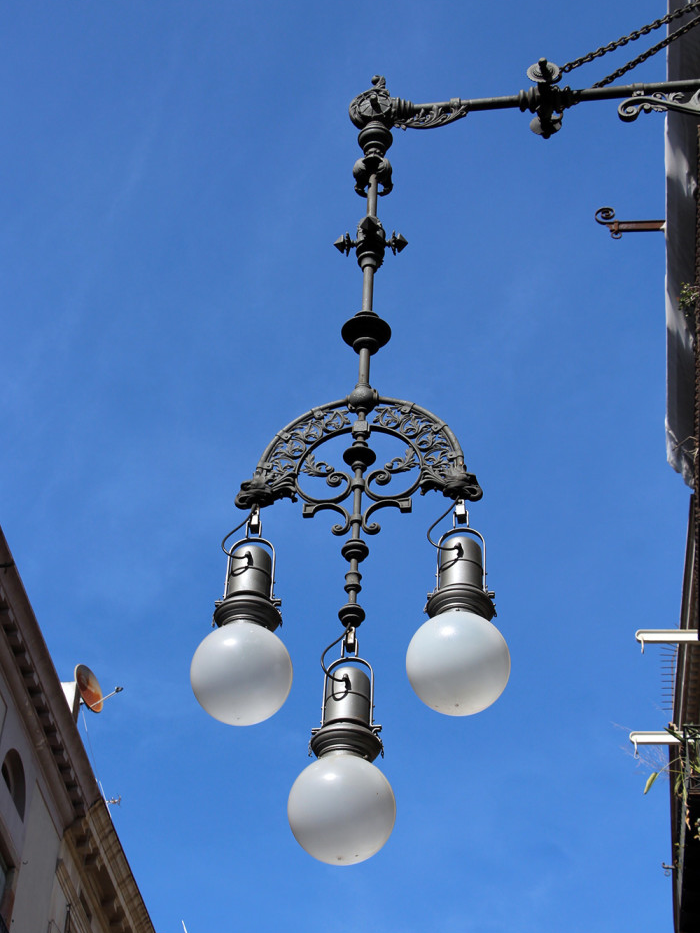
(368, 401, 481, 500)
(236, 400, 351, 510)
(618, 89, 700, 122)
(235, 395, 481, 534)
(393, 99, 471, 130)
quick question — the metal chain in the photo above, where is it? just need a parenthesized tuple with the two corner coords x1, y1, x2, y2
(594, 14, 700, 87)
(562, 1, 700, 75)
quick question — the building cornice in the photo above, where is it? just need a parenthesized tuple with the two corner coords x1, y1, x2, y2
(0, 528, 154, 932)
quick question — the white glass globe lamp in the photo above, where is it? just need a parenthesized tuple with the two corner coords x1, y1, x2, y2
(288, 750, 395, 865)
(191, 539, 292, 726)
(406, 607, 509, 715)
(191, 621, 292, 725)
(288, 662, 395, 864)
(408, 529, 510, 715)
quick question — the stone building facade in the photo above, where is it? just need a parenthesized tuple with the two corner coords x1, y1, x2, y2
(0, 527, 154, 933)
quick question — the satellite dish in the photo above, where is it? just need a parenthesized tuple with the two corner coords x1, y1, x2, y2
(75, 663, 104, 713)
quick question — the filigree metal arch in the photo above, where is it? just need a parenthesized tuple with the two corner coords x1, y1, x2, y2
(235, 395, 481, 534)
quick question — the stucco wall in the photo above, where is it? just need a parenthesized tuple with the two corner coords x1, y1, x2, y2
(10, 784, 61, 930)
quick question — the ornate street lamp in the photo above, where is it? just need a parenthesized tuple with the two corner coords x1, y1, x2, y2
(190, 78, 509, 865)
(192, 9, 700, 864)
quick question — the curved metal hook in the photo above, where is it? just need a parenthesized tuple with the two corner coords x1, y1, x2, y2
(595, 206, 623, 239)
(221, 509, 258, 555)
(427, 501, 461, 549)
(320, 629, 356, 685)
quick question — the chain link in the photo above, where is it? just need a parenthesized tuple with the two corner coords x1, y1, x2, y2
(562, 1, 700, 75)
(594, 14, 700, 87)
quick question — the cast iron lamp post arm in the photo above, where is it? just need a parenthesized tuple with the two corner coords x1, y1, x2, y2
(348, 71, 700, 139)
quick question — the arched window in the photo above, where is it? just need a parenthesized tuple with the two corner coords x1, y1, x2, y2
(1, 750, 25, 820)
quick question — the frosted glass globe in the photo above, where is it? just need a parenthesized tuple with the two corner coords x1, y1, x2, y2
(287, 751, 396, 865)
(190, 621, 292, 726)
(406, 609, 510, 715)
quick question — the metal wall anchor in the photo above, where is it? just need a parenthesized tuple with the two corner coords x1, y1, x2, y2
(595, 206, 665, 239)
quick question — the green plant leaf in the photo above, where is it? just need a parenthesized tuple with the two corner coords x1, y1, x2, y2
(644, 772, 660, 794)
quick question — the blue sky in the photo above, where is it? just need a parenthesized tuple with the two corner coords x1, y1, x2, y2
(0, 2, 691, 931)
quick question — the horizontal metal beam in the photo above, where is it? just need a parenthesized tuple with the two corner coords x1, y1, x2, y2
(391, 78, 700, 130)
(400, 78, 700, 116)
